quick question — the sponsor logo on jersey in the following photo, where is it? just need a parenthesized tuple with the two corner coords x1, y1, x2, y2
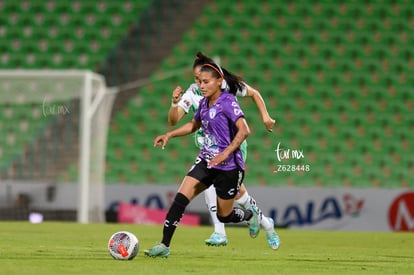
(232, 101, 242, 116)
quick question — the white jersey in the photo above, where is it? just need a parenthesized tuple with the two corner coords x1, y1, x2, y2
(177, 83, 248, 114)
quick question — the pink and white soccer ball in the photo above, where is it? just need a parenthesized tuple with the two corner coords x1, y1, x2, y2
(108, 231, 139, 260)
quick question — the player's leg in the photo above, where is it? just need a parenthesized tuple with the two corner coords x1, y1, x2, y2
(216, 196, 253, 223)
(235, 184, 280, 249)
(144, 175, 206, 258)
(235, 184, 258, 210)
(214, 168, 259, 228)
(236, 184, 272, 228)
(237, 140, 279, 248)
(204, 185, 228, 246)
(235, 142, 262, 236)
(235, 184, 263, 238)
(145, 157, 215, 257)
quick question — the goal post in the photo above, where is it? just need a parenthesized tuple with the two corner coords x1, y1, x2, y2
(78, 72, 117, 223)
(0, 70, 117, 223)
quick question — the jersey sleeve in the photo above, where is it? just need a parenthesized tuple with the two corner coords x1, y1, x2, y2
(193, 98, 203, 122)
(224, 94, 245, 123)
(235, 82, 248, 97)
(177, 83, 199, 113)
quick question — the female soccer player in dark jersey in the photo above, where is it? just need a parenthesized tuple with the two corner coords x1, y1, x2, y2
(167, 52, 279, 249)
(145, 63, 272, 258)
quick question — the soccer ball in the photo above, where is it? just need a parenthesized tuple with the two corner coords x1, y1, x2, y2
(108, 231, 139, 260)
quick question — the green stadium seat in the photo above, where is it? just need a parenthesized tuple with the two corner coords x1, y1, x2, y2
(97, 1, 414, 188)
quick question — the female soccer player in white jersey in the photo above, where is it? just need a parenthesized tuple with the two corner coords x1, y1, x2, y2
(167, 52, 279, 250)
(145, 62, 268, 258)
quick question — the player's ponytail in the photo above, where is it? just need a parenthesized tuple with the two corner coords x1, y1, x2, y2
(221, 67, 245, 96)
(193, 51, 215, 69)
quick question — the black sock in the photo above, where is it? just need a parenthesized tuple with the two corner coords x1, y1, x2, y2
(161, 192, 190, 247)
(217, 207, 253, 223)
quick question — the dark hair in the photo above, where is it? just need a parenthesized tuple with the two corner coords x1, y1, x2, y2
(200, 62, 245, 95)
(193, 51, 215, 69)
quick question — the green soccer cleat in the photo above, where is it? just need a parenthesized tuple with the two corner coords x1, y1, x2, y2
(205, 232, 228, 247)
(247, 205, 262, 238)
(144, 242, 170, 258)
(265, 218, 280, 250)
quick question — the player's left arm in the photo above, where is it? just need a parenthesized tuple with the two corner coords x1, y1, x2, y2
(244, 83, 276, 132)
(208, 117, 250, 168)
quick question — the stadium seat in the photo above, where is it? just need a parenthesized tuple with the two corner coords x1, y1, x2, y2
(0, 0, 154, 179)
(3, 0, 411, 189)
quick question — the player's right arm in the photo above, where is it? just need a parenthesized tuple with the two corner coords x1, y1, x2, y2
(168, 86, 185, 126)
(168, 84, 201, 126)
(154, 119, 201, 149)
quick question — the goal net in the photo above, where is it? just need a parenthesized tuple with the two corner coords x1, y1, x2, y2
(0, 70, 117, 223)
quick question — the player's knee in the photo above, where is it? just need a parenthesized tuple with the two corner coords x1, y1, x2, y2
(174, 192, 190, 207)
(217, 212, 233, 223)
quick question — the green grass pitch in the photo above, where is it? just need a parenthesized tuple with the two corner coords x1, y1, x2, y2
(1, 222, 413, 274)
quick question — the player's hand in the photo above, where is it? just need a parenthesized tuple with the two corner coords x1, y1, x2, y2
(207, 153, 228, 169)
(171, 86, 183, 104)
(154, 134, 170, 149)
(264, 117, 276, 132)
